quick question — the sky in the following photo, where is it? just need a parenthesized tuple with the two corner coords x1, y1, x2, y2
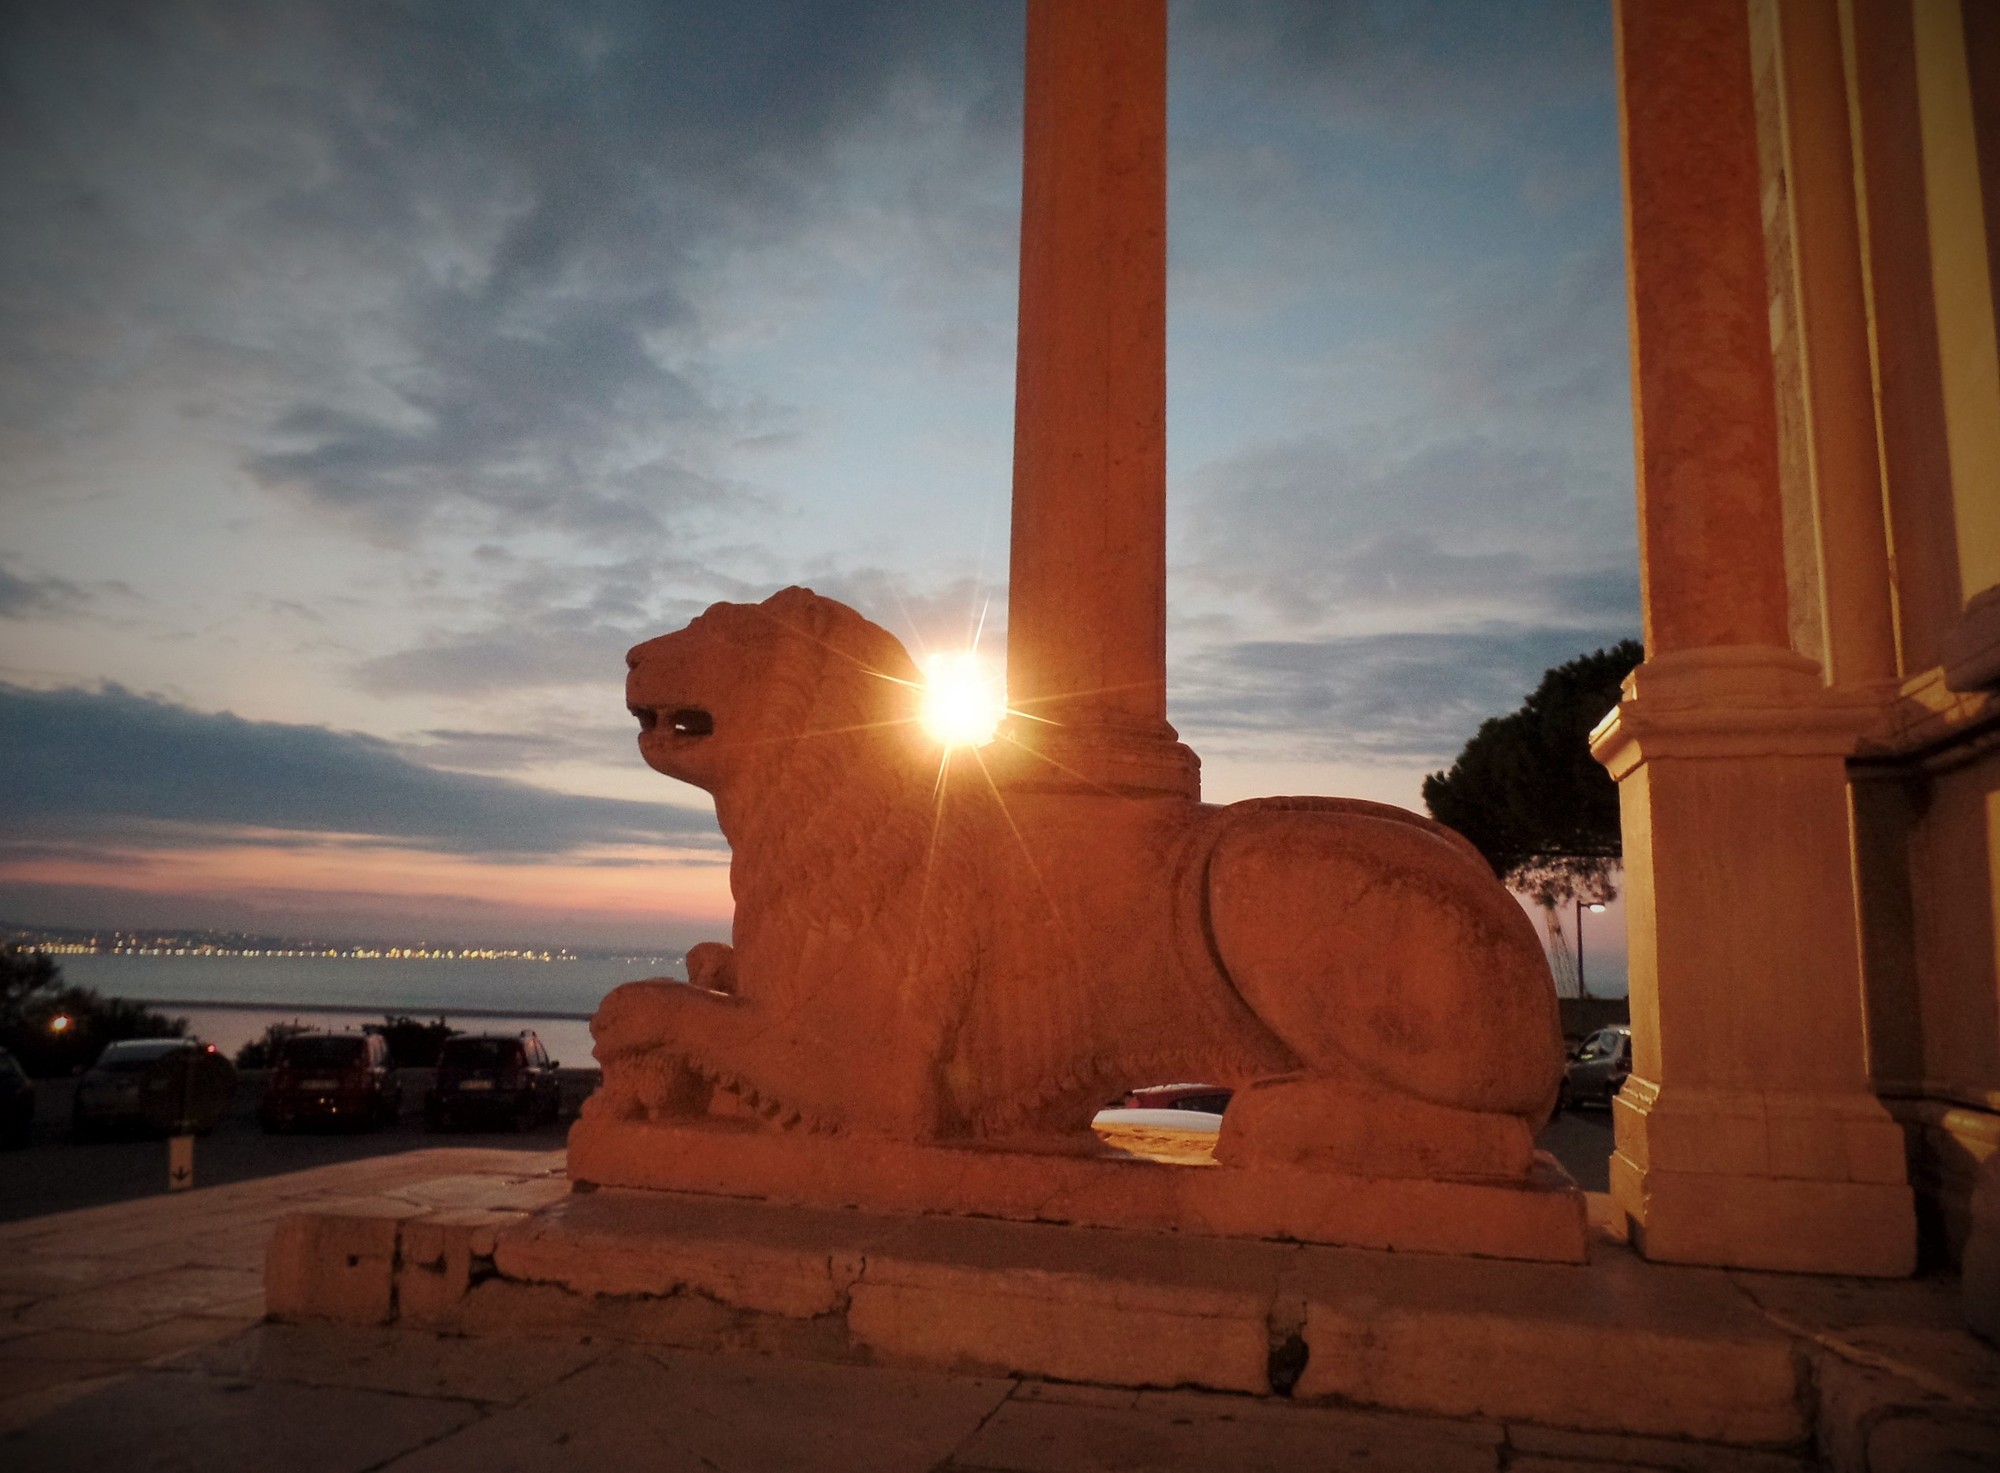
(0, 0, 1640, 960)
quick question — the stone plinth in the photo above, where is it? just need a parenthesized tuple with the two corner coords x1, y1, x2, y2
(264, 1181, 1806, 1448)
(565, 1115, 1586, 1264)
(1593, 647, 1916, 1276)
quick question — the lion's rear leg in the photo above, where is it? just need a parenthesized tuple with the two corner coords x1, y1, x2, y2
(1213, 1071, 1534, 1181)
(1200, 808, 1562, 1181)
(1205, 807, 1563, 1117)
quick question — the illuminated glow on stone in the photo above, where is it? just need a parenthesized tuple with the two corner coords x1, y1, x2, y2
(919, 651, 1006, 749)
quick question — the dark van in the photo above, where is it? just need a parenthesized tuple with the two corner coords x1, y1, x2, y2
(424, 1032, 561, 1132)
(261, 1031, 401, 1131)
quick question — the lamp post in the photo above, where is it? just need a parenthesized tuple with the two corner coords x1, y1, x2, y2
(1576, 899, 1608, 998)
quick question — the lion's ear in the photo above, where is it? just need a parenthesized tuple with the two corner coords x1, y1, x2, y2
(762, 585, 820, 612)
(759, 586, 826, 633)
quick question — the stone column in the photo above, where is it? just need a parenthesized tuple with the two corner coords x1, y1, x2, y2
(1001, 0, 1198, 798)
(1916, 0, 2000, 691)
(1592, 0, 1914, 1275)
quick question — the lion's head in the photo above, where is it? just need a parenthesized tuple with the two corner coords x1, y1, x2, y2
(626, 586, 927, 807)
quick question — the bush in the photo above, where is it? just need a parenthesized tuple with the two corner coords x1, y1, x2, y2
(366, 1014, 459, 1067)
(0, 946, 188, 1076)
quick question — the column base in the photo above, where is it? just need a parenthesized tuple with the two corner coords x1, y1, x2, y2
(1610, 1079, 1917, 1276)
(992, 713, 1200, 798)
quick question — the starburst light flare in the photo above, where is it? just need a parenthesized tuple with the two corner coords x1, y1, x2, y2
(919, 650, 1006, 749)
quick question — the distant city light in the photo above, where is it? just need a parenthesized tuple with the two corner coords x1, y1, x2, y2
(919, 651, 1006, 749)
(49, 1014, 71, 1034)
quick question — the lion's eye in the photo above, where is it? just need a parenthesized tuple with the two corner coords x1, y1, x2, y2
(670, 708, 714, 737)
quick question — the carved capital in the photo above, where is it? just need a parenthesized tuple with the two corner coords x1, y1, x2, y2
(1589, 645, 1885, 779)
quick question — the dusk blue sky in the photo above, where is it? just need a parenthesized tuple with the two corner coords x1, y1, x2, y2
(0, 0, 1639, 954)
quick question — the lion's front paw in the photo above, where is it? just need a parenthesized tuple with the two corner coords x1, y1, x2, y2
(686, 940, 737, 994)
(620, 1050, 717, 1121)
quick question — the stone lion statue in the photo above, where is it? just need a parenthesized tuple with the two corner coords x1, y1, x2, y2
(594, 586, 1564, 1181)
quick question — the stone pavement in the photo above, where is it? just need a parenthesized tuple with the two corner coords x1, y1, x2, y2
(1, 1149, 1997, 1472)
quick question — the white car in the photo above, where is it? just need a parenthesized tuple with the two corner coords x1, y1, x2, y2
(1559, 1026, 1632, 1111)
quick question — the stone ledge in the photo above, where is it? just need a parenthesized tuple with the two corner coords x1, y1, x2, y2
(264, 1183, 1808, 1447)
(566, 1115, 1588, 1263)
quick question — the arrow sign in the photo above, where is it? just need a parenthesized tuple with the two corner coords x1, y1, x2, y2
(168, 1133, 194, 1192)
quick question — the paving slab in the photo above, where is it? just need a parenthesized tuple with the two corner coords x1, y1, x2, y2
(952, 1392, 1502, 1473)
(0, 1370, 128, 1439)
(0, 1369, 480, 1473)
(0, 1253, 164, 1297)
(0, 1314, 258, 1371)
(180, 1322, 608, 1405)
(18, 1265, 263, 1334)
(379, 1348, 1013, 1473)
(7, 1147, 2000, 1470)
(1504, 1423, 1811, 1472)
(18, 1256, 266, 1336)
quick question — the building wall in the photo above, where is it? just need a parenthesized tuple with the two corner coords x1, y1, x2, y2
(1762, 0, 2000, 1266)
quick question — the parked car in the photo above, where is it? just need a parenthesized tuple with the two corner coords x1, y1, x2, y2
(71, 1038, 236, 1137)
(0, 1046, 33, 1147)
(425, 1031, 562, 1132)
(1092, 1082, 1234, 1135)
(1559, 1025, 1632, 1111)
(1121, 1083, 1233, 1115)
(261, 1030, 401, 1132)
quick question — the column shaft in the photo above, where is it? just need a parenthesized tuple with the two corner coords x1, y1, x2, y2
(1009, 0, 1165, 727)
(1004, 0, 1194, 796)
(1622, 0, 1794, 653)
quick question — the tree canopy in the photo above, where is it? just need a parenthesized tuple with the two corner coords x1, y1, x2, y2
(1421, 639, 1643, 909)
(1, 945, 186, 1076)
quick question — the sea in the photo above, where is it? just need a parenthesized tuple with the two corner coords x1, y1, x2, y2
(49, 953, 687, 1068)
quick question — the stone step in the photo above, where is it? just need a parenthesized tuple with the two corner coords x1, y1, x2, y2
(567, 1114, 1590, 1262)
(268, 1182, 1810, 1450)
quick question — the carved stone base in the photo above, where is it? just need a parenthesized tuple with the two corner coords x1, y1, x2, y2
(566, 1115, 1588, 1263)
(1591, 646, 1918, 1276)
(1608, 1080, 1916, 1277)
(265, 1168, 1812, 1442)
(990, 712, 1202, 798)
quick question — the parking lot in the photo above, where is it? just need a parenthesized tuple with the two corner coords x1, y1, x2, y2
(0, 1069, 594, 1222)
(4, 1065, 1617, 1223)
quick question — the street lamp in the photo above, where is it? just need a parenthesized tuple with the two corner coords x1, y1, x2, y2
(1576, 900, 1608, 998)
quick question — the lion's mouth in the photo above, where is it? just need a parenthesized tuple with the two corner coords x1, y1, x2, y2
(632, 705, 714, 739)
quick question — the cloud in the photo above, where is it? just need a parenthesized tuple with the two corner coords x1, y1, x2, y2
(0, 681, 719, 856)
(0, 1, 1024, 555)
(1171, 624, 1637, 764)
(1173, 0, 1614, 146)
(347, 553, 758, 696)
(0, 563, 91, 620)
(1177, 430, 1635, 630)
(353, 612, 656, 699)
